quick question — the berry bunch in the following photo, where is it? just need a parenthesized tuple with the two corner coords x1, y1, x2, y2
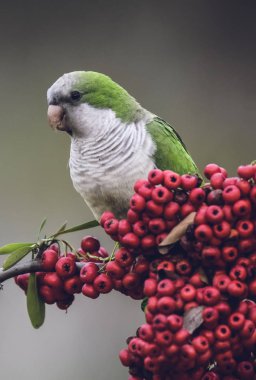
(14, 162, 256, 379)
(101, 169, 204, 250)
(15, 237, 110, 309)
(120, 257, 256, 379)
(99, 163, 256, 379)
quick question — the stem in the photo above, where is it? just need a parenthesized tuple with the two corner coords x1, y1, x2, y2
(0, 260, 43, 283)
(0, 260, 85, 284)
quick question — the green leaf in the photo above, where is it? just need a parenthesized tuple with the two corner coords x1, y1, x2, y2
(141, 297, 148, 312)
(0, 242, 34, 255)
(2, 245, 35, 270)
(51, 221, 68, 238)
(38, 218, 47, 237)
(27, 273, 45, 329)
(52, 220, 99, 237)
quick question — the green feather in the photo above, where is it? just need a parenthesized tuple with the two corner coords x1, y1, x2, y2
(146, 117, 200, 175)
(75, 72, 145, 123)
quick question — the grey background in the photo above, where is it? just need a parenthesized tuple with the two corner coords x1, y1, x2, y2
(0, 1, 255, 379)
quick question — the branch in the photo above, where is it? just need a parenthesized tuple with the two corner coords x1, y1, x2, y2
(0, 260, 85, 284)
(0, 260, 44, 283)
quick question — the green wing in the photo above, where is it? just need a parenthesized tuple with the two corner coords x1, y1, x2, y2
(146, 116, 200, 175)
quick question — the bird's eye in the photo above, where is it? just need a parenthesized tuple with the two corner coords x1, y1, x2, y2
(70, 91, 82, 101)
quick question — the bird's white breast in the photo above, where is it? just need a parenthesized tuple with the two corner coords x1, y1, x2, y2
(69, 104, 156, 220)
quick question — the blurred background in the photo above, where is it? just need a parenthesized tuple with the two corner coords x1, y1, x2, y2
(0, 1, 255, 379)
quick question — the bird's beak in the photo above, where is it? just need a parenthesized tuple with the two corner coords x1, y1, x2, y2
(47, 105, 71, 133)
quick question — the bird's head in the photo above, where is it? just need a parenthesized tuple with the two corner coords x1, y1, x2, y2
(47, 71, 143, 138)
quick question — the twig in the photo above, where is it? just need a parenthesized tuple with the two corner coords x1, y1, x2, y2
(0, 260, 85, 284)
(0, 260, 43, 283)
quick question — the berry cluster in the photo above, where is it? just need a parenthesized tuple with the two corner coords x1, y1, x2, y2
(14, 162, 256, 379)
(102, 169, 204, 250)
(100, 163, 256, 379)
(120, 257, 256, 379)
(15, 237, 110, 309)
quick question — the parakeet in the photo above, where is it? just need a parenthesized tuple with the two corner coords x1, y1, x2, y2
(47, 71, 199, 221)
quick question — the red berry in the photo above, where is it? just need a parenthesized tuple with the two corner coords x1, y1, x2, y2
(157, 260, 175, 273)
(151, 186, 172, 204)
(163, 170, 181, 189)
(41, 249, 58, 270)
(134, 178, 148, 192)
(175, 259, 192, 275)
(139, 323, 155, 342)
(228, 312, 245, 331)
(104, 218, 119, 235)
(237, 179, 251, 195)
(229, 265, 247, 281)
(122, 232, 140, 248)
(173, 328, 190, 345)
(213, 220, 231, 239)
(81, 283, 100, 299)
(93, 273, 113, 294)
(204, 163, 221, 179)
(167, 314, 183, 332)
(236, 219, 254, 238)
(189, 187, 206, 205)
(237, 361, 255, 379)
(205, 205, 224, 224)
(81, 236, 100, 253)
(56, 295, 74, 310)
(143, 278, 157, 297)
(157, 279, 176, 296)
(237, 164, 255, 179)
(122, 272, 140, 290)
(157, 296, 176, 315)
(215, 324, 231, 341)
(163, 201, 180, 220)
(105, 260, 125, 279)
(222, 245, 238, 262)
(43, 272, 63, 289)
(15, 273, 29, 291)
(213, 274, 231, 293)
(148, 218, 166, 234)
(117, 219, 132, 236)
(240, 319, 255, 339)
(141, 234, 156, 249)
(115, 248, 134, 267)
(39, 285, 56, 304)
(222, 185, 241, 203)
(148, 169, 164, 185)
(202, 307, 219, 328)
(203, 287, 221, 306)
(146, 200, 164, 217)
(194, 224, 213, 242)
(130, 193, 146, 212)
(99, 211, 115, 227)
(181, 174, 199, 190)
(119, 348, 132, 367)
(207, 189, 223, 205)
(64, 276, 82, 294)
(180, 284, 197, 302)
(232, 199, 252, 217)
(55, 256, 76, 278)
(127, 209, 140, 223)
(155, 330, 173, 346)
(227, 280, 247, 298)
(137, 181, 153, 199)
(152, 313, 168, 331)
(192, 336, 209, 353)
(210, 173, 226, 189)
(180, 202, 195, 218)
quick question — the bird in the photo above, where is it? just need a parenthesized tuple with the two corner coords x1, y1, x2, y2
(47, 71, 199, 221)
